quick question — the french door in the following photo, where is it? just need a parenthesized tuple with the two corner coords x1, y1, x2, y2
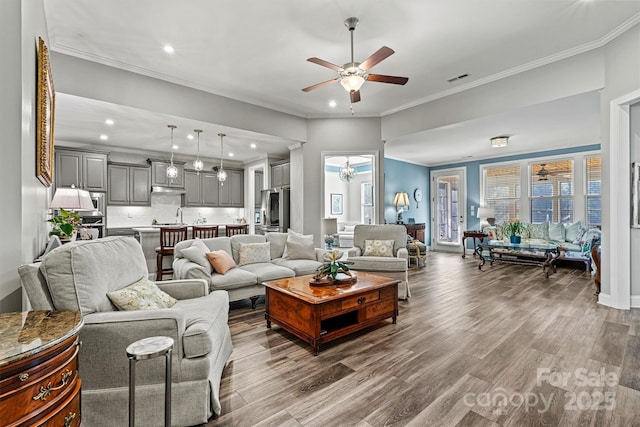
(431, 168, 466, 252)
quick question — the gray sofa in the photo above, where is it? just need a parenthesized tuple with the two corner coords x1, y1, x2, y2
(173, 232, 326, 307)
(18, 236, 232, 427)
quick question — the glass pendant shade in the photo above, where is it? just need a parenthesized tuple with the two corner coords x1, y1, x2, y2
(217, 169, 227, 184)
(340, 74, 365, 92)
(193, 129, 203, 172)
(339, 158, 357, 182)
(166, 124, 177, 179)
(217, 132, 227, 185)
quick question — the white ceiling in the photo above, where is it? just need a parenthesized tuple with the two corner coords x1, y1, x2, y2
(44, 0, 640, 165)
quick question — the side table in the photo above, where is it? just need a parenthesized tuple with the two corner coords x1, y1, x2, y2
(462, 231, 487, 258)
(126, 336, 174, 427)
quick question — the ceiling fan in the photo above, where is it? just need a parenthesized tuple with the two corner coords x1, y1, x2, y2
(536, 164, 551, 181)
(302, 17, 409, 103)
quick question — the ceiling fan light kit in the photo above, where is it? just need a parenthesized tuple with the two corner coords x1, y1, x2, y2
(302, 17, 408, 104)
(490, 136, 509, 148)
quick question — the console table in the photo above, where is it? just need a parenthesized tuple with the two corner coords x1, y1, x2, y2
(478, 241, 560, 278)
(0, 311, 83, 426)
(462, 230, 487, 258)
(404, 223, 425, 242)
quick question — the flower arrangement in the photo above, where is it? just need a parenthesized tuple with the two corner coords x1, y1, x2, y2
(48, 208, 81, 239)
(313, 250, 353, 282)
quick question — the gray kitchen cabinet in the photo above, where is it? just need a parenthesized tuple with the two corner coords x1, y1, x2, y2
(150, 160, 184, 188)
(255, 171, 263, 207)
(270, 162, 290, 188)
(218, 168, 244, 207)
(55, 148, 108, 191)
(183, 170, 221, 207)
(108, 163, 151, 206)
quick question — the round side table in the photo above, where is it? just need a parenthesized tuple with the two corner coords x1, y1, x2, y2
(126, 336, 174, 427)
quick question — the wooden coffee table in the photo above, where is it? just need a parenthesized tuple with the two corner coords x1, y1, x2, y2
(263, 272, 399, 355)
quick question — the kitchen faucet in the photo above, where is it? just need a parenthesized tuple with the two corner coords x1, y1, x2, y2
(176, 207, 183, 224)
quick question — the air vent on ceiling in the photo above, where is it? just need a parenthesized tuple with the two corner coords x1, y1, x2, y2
(447, 73, 469, 83)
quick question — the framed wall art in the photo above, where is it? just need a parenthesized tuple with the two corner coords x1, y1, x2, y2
(331, 193, 343, 215)
(36, 37, 55, 188)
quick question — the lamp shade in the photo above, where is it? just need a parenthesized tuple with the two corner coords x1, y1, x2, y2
(50, 187, 95, 211)
(476, 207, 495, 219)
(393, 192, 410, 207)
(321, 218, 338, 236)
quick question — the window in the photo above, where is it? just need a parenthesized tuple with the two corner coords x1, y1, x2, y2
(586, 156, 601, 229)
(483, 164, 521, 222)
(530, 160, 574, 223)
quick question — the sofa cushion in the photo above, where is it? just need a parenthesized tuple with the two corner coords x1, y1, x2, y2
(353, 224, 406, 256)
(230, 234, 267, 263)
(107, 277, 177, 311)
(282, 229, 314, 258)
(174, 237, 232, 259)
(564, 221, 582, 242)
(548, 222, 565, 241)
(272, 258, 321, 276)
(181, 239, 212, 271)
(286, 240, 316, 260)
(528, 222, 549, 240)
(239, 263, 295, 283)
(265, 232, 287, 259)
(238, 242, 271, 265)
(209, 268, 258, 291)
(363, 239, 394, 257)
(206, 250, 236, 274)
(40, 236, 148, 315)
(348, 256, 407, 272)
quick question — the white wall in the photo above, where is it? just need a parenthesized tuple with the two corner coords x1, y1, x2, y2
(630, 103, 640, 297)
(0, 0, 50, 313)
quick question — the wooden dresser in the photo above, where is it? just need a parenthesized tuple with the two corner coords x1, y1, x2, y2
(0, 311, 83, 427)
(404, 223, 425, 242)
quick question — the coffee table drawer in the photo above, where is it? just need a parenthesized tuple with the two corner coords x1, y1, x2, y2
(365, 299, 395, 320)
(319, 290, 380, 317)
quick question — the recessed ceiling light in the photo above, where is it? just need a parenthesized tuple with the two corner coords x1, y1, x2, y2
(329, 100, 337, 108)
(163, 44, 175, 54)
(105, 119, 114, 125)
(250, 143, 257, 149)
(187, 134, 194, 140)
(99, 134, 108, 141)
(172, 144, 179, 150)
(228, 152, 234, 157)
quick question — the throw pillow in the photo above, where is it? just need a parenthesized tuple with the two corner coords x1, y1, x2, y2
(564, 221, 582, 242)
(206, 250, 236, 274)
(286, 240, 316, 260)
(343, 224, 356, 233)
(528, 222, 549, 240)
(363, 239, 394, 257)
(283, 229, 314, 258)
(238, 242, 271, 265)
(181, 239, 212, 271)
(573, 226, 588, 245)
(107, 277, 177, 311)
(548, 222, 565, 241)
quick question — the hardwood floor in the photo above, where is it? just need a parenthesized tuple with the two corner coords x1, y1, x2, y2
(207, 252, 640, 426)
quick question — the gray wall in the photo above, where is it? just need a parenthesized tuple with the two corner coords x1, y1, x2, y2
(630, 103, 640, 297)
(1, 0, 51, 313)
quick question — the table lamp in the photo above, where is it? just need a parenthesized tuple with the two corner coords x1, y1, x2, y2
(50, 186, 95, 211)
(321, 218, 338, 249)
(477, 206, 495, 229)
(393, 192, 410, 224)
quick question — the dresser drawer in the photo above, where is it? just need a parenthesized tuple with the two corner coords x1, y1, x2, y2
(1, 345, 79, 426)
(34, 379, 81, 427)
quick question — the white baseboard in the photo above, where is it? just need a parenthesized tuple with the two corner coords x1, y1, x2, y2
(597, 293, 613, 307)
(631, 295, 640, 308)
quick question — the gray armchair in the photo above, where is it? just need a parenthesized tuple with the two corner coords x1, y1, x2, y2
(18, 236, 232, 427)
(347, 224, 410, 299)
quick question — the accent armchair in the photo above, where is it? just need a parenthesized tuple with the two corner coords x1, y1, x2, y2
(18, 236, 232, 427)
(347, 224, 410, 299)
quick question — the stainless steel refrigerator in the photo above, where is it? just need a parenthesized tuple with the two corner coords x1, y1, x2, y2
(258, 188, 290, 234)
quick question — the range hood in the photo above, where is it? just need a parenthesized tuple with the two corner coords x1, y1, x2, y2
(151, 186, 185, 194)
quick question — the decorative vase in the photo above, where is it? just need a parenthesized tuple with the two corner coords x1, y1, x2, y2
(510, 235, 521, 244)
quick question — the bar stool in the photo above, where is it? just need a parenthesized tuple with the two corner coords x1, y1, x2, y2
(127, 336, 173, 427)
(225, 224, 248, 236)
(155, 226, 187, 281)
(192, 225, 218, 239)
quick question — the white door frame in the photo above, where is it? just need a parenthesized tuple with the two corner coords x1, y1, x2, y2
(431, 167, 467, 252)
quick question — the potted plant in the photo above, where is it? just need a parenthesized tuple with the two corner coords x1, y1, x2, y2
(311, 251, 355, 285)
(48, 208, 81, 241)
(503, 220, 524, 244)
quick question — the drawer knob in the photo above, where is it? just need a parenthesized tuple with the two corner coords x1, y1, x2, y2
(32, 369, 72, 401)
(18, 373, 29, 381)
(357, 297, 366, 304)
(64, 412, 76, 427)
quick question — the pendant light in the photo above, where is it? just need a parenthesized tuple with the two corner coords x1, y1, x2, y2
(193, 129, 203, 173)
(217, 133, 227, 185)
(166, 125, 178, 179)
(339, 157, 357, 182)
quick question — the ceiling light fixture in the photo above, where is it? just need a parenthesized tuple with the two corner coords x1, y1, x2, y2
(250, 143, 257, 149)
(163, 44, 175, 54)
(490, 136, 509, 148)
(166, 125, 178, 180)
(105, 119, 114, 125)
(99, 134, 108, 141)
(193, 129, 203, 173)
(329, 100, 337, 108)
(217, 133, 227, 185)
(339, 157, 357, 182)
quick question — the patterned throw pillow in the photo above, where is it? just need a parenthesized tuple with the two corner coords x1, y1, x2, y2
(107, 277, 177, 311)
(548, 222, 565, 241)
(564, 221, 583, 242)
(238, 242, 271, 265)
(528, 222, 549, 240)
(363, 239, 394, 257)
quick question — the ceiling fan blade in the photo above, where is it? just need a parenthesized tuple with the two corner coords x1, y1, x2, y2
(350, 90, 361, 103)
(360, 46, 395, 71)
(302, 78, 340, 92)
(366, 74, 409, 85)
(307, 57, 343, 72)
